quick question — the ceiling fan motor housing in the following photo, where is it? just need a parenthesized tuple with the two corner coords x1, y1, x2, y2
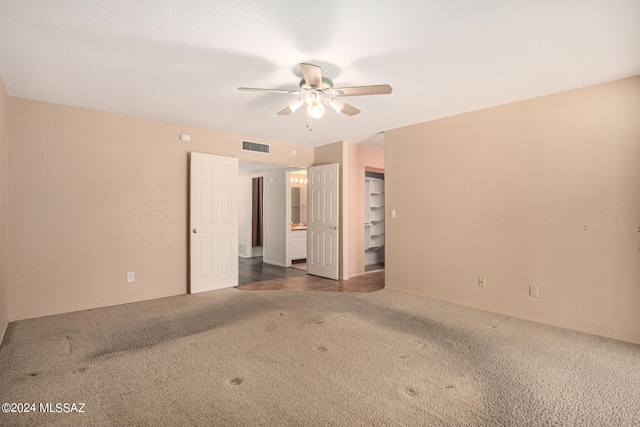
(300, 76, 334, 91)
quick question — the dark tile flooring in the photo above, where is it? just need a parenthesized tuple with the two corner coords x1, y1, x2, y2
(238, 257, 307, 285)
(365, 263, 385, 272)
(237, 257, 384, 292)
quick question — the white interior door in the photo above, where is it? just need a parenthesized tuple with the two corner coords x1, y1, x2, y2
(190, 152, 238, 293)
(307, 163, 339, 280)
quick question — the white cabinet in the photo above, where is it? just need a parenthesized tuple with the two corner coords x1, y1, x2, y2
(290, 229, 307, 261)
(365, 176, 385, 265)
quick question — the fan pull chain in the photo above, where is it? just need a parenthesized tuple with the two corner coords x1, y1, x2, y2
(306, 112, 313, 131)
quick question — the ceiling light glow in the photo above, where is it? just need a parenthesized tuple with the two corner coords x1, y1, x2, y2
(307, 101, 325, 119)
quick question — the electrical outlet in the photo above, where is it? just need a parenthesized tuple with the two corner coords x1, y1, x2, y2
(127, 272, 135, 283)
(529, 285, 539, 298)
(478, 277, 486, 288)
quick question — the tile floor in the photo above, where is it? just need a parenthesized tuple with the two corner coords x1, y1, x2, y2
(237, 257, 384, 292)
(238, 257, 307, 285)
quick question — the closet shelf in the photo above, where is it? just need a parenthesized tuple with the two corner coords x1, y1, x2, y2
(365, 176, 385, 258)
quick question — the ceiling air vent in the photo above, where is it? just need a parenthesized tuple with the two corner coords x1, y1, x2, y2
(242, 140, 270, 154)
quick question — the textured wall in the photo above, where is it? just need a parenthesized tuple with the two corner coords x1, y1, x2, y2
(385, 76, 640, 344)
(0, 74, 8, 341)
(347, 143, 384, 277)
(263, 169, 288, 267)
(8, 98, 313, 320)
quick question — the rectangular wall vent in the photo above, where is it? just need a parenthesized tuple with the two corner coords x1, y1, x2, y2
(242, 140, 270, 154)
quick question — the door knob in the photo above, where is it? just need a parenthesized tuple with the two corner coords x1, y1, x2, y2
(192, 228, 202, 233)
(329, 225, 338, 230)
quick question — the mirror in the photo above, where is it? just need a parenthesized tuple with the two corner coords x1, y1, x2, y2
(290, 171, 307, 226)
(291, 187, 301, 223)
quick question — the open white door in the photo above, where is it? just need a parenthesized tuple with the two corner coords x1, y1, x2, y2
(189, 152, 238, 293)
(307, 163, 339, 280)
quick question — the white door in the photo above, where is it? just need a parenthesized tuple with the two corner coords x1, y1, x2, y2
(307, 163, 339, 280)
(189, 152, 238, 293)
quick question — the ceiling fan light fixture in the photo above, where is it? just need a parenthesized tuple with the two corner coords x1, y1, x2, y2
(287, 98, 304, 113)
(307, 101, 325, 119)
(239, 63, 391, 123)
(329, 98, 345, 114)
(304, 91, 319, 105)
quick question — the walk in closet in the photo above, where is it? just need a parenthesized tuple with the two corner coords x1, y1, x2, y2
(364, 171, 385, 267)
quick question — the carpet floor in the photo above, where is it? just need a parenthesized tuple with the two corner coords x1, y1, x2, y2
(1, 288, 639, 426)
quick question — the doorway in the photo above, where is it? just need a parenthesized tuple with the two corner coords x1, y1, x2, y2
(236, 161, 341, 284)
(289, 169, 307, 272)
(237, 161, 309, 284)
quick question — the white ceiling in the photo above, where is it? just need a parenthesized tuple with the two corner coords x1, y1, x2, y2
(1, 1, 639, 148)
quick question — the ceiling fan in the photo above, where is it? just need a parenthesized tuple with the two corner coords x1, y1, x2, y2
(238, 63, 392, 119)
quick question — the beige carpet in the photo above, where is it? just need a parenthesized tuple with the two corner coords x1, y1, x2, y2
(1, 288, 639, 426)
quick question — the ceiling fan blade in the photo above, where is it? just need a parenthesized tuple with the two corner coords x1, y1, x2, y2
(341, 103, 361, 116)
(332, 84, 392, 96)
(238, 87, 300, 95)
(277, 106, 292, 115)
(300, 63, 323, 89)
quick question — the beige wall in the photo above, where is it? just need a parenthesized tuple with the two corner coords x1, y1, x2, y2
(8, 98, 313, 321)
(385, 76, 640, 344)
(347, 143, 384, 277)
(6, 76, 639, 346)
(314, 141, 349, 279)
(0, 74, 8, 341)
